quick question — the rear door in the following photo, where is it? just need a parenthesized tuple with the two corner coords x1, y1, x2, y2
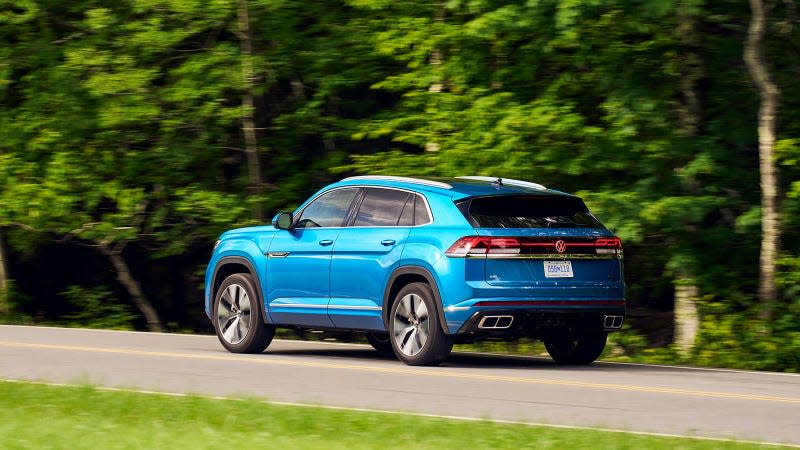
(328, 187, 420, 330)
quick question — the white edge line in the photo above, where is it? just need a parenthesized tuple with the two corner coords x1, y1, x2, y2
(1, 325, 798, 378)
(1, 378, 796, 448)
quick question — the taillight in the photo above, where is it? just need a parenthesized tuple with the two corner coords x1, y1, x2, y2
(446, 236, 622, 257)
(595, 237, 622, 255)
(445, 236, 521, 257)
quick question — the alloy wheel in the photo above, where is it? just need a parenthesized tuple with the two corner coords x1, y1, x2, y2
(216, 283, 252, 345)
(392, 293, 430, 356)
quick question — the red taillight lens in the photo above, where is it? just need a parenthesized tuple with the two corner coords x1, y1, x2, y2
(445, 237, 521, 257)
(595, 237, 622, 254)
(445, 236, 486, 257)
(487, 238, 520, 254)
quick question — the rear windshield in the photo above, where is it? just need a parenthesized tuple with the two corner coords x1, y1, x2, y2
(457, 195, 604, 229)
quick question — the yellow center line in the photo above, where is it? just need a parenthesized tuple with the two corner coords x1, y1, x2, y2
(2, 340, 798, 404)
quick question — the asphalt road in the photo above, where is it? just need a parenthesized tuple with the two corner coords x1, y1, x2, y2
(1, 325, 798, 445)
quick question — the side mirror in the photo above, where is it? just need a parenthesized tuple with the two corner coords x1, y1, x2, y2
(272, 212, 294, 230)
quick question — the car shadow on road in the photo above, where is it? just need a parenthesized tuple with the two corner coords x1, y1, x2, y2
(265, 348, 397, 361)
(263, 347, 690, 372)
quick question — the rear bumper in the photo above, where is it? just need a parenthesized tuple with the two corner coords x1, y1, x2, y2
(451, 304, 626, 338)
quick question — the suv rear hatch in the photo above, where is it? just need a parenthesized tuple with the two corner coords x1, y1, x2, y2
(449, 194, 623, 287)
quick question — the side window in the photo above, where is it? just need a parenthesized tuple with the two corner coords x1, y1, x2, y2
(397, 195, 414, 226)
(354, 188, 412, 227)
(295, 188, 358, 228)
(414, 194, 431, 225)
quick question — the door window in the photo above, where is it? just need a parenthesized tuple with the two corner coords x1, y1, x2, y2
(295, 188, 358, 228)
(353, 188, 413, 227)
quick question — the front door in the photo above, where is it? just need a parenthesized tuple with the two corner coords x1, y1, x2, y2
(266, 187, 359, 327)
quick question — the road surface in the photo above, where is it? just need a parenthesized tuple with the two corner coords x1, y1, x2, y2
(0, 325, 798, 445)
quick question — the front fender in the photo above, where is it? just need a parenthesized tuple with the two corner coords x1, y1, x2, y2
(205, 237, 273, 323)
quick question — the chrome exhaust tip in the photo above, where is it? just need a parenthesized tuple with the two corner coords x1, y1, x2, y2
(478, 315, 514, 329)
(603, 315, 624, 330)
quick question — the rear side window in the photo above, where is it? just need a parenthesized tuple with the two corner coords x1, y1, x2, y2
(414, 195, 431, 225)
(458, 195, 604, 228)
(354, 188, 412, 226)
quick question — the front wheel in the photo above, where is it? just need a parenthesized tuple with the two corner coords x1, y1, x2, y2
(544, 331, 607, 365)
(390, 282, 452, 366)
(213, 273, 275, 353)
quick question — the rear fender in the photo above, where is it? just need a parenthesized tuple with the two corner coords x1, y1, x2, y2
(383, 266, 448, 335)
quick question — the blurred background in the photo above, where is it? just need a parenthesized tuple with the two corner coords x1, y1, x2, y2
(0, 0, 798, 371)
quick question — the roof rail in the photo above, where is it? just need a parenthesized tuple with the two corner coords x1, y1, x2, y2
(456, 176, 546, 191)
(342, 175, 452, 189)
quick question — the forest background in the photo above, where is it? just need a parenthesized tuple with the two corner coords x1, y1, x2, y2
(1, 0, 799, 371)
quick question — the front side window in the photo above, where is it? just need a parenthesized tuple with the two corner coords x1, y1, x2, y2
(354, 188, 412, 227)
(295, 188, 358, 228)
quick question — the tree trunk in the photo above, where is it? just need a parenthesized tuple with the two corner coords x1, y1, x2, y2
(100, 246, 164, 332)
(0, 229, 9, 315)
(674, 278, 699, 354)
(676, 3, 703, 136)
(237, 0, 263, 220)
(671, 7, 703, 351)
(744, 0, 781, 320)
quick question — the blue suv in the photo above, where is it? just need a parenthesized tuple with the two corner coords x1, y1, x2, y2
(205, 176, 625, 365)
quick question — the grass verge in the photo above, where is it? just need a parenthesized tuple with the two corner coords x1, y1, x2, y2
(0, 380, 781, 449)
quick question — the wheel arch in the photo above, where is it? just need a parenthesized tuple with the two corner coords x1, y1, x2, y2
(212, 256, 269, 323)
(383, 266, 448, 335)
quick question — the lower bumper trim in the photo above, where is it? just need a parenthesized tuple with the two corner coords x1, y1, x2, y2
(473, 300, 625, 307)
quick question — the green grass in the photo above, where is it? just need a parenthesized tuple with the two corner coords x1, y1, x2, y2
(0, 381, 780, 449)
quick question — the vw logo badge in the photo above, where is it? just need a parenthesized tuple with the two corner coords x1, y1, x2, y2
(554, 240, 567, 253)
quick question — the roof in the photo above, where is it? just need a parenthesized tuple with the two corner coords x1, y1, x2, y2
(337, 175, 572, 199)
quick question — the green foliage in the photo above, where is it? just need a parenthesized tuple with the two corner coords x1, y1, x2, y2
(689, 300, 800, 372)
(0, 280, 33, 325)
(60, 285, 137, 330)
(0, 0, 799, 370)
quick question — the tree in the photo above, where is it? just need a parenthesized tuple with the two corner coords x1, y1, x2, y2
(237, 0, 265, 220)
(744, 0, 781, 319)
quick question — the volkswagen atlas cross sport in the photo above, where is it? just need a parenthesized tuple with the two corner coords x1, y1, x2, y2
(205, 176, 625, 366)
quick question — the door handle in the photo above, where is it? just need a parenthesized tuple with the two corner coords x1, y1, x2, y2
(319, 239, 334, 246)
(381, 239, 396, 246)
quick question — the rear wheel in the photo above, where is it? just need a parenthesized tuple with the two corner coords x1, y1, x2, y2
(213, 273, 275, 353)
(544, 331, 607, 365)
(390, 282, 452, 366)
(365, 333, 393, 355)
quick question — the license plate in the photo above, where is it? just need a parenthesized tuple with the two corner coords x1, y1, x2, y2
(544, 260, 573, 278)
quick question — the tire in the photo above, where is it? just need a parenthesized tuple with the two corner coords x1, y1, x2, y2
(544, 331, 607, 365)
(389, 282, 452, 366)
(213, 273, 275, 353)
(365, 333, 394, 355)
